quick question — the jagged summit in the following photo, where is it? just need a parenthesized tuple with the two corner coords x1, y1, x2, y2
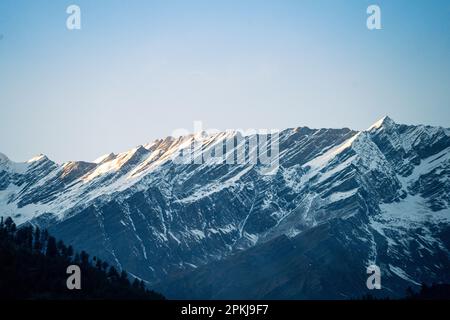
(26, 154, 50, 163)
(367, 115, 396, 131)
(93, 152, 116, 164)
(0, 116, 398, 167)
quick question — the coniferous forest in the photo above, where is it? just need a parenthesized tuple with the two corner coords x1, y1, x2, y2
(0, 216, 165, 300)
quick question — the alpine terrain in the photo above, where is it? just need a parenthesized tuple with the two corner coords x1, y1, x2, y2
(1, 116, 449, 299)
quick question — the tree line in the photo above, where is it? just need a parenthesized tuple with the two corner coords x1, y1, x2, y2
(0, 216, 165, 300)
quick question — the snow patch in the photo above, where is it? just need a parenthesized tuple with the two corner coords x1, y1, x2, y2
(389, 264, 420, 285)
(329, 188, 358, 203)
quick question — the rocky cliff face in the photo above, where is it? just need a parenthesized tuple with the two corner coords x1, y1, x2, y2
(1, 116, 449, 299)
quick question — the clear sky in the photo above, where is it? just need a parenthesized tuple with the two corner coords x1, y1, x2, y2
(1, 0, 449, 163)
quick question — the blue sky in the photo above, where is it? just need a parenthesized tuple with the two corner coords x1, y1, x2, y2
(1, 0, 449, 162)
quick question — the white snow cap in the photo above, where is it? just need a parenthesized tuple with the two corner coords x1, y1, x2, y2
(367, 116, 395, 131)
(93, 152, 116, 164)
(27, 154, 48, 163)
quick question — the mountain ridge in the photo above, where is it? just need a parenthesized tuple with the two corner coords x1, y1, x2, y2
(1, 116, 449, 299)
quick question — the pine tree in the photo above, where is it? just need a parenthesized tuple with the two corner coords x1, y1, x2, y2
(73, 252, 81, 264)
(67, 245, 74, 258)
(46, 236, 58, 257)
(108, 266, 119, 281)
(25, 226, 33, 250)
(80, 251, 89, 266)
(41, 229, 49, 246)
(4, 217, 16, 234)
(34, 227, 42, 252)
(132, 278, 140, 290)
(57, 240, 66, 257)
(120, 270, 130, 286)
(96, 258, 103, 270)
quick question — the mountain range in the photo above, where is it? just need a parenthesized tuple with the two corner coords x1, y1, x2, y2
(1, 116, 449, 299)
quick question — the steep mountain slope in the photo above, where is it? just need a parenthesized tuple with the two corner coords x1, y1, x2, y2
(154, 117, 450, 299)
(1, 117, 449, 299)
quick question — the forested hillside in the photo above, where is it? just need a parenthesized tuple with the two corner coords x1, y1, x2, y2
(0, 217, 165, 300)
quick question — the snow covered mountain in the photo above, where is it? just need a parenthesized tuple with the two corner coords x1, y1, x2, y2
(1, 116, 450, 299)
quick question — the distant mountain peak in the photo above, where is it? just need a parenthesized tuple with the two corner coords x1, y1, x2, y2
(26, 154, 49, 163)
(0, 153, 11, 170)
(93, 152, 116, 164)
(367, 115, 396, 131)
(134, 145, 149, 153)
(0, 152, 9, 163)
